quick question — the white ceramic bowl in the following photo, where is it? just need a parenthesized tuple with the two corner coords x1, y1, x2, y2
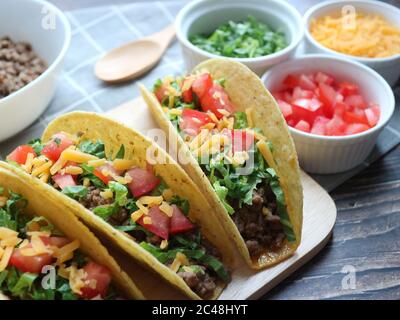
(175, 0, 304, 76)
(0, 0, 71, 141)
(304, 0, 400, 86)
(261, 54, 395, 174)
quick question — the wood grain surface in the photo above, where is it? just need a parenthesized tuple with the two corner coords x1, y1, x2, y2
(49, 0, 400, 300)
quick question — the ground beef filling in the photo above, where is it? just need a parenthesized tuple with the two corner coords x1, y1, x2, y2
(177, 266, 217, 298)
(78, 187, 220, 298)
(232, 184, 286, 258)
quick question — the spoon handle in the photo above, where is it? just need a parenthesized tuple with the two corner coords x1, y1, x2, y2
(149, 24, 176, 50)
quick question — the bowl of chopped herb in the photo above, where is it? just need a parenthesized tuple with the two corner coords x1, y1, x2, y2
(175, 0, 304, 75)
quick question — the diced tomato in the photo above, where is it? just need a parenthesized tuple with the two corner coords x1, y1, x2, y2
(294, 120, 311, 133)
(298, 74, 317, 91)
(7, 145, 36, 165)
(365, 105, 380, 127)
(179, 109, 212, 136)
(344, 95, 367, 110)
(315, 72, 334, 85)
(9, 245, 53, 273)
(318, 83, 337, 118)
(345, 123, 370, 135)
(274, 72, 380, 137)
(93, 163, 123, 185)
(277, 100, 293, 119)
(40, 236, 71, 248)
(343, 110, 369, 125)
(272, 92, 284, 101)
(52, 173, 76, 190)
(154, 83, 169, 103)
(334, 102, 347, 117)
(80, 262, 112, 299)
(283, 74, 299, 88)
(231, 130, 254, 153)
(127, 167, 160, 197)
(325, 115, 346, 136)
(137, 205, 170, 240)
(170, 205, 195, 235)
(311, 116, 329, 135)
(93, 169, 110, 185)
(292, 98, 323, 124)
(181, 78, 193, 103)
(339, 82, 359, 96)
(292, 86, 314, 100)
(41, 133, 74, 162)
(200, 84, 235, 119)
(192, 73, 213, 98)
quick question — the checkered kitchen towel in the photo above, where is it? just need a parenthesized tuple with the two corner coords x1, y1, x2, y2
(0, 0, 399, 192)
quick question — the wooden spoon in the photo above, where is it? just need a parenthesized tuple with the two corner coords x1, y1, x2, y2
(95, 24, 175, 83)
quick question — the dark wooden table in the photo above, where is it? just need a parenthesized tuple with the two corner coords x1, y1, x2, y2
(49, 0, 400, 300)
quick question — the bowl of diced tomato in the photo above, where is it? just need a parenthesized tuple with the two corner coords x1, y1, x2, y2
(262, 54, 395, 174)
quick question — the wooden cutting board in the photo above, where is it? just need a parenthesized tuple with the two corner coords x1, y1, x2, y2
(105, 97, 337, 300)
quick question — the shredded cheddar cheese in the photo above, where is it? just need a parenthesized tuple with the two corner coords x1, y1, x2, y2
(50, 157, 68, 175)
(31, 160, 53, 177)
(65, 166, 83, 175)
(137, 196, 163, 206)
(23, 152, 35, 173)
(162, 189, 174, 201)
(61, 149, 98, 163)
(112, 159, 135, 171)
(0, 247, 13, 272)
(53, 239, 80, 265)
(310, 13, 400, 58)
(159, 201, 174, 217)
(160, 239, 168, 250)
(143, 217, 152, 225)
(136, 202, 149, 215)
(131, 210, 144, 222)
(87, 159, 107, 168)
(100, 189, 113, 200)
(245, 108, 254, 128)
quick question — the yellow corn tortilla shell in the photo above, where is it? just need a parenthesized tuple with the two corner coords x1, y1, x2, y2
(0, 166, 143, 300)
(2, 112, 235, 300)
(140, 58, 303, 269)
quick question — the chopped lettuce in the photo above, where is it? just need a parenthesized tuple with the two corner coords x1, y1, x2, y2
(233, 112, 248, 129)
(78, 140, 106, 158)
(212, 181, 234, 215)
(62, 185, 88, 200)
(140, 242, 229, 282)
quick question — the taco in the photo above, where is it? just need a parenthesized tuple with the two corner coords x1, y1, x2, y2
(2, 112, 233, 299)
(140, 59, 303, 269)
(0, 167, 143, 300)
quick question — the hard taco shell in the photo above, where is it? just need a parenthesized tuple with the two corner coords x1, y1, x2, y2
(0, 166, 144, 300)
(1, 112, 235, 299)
(140, 58, 303, 269)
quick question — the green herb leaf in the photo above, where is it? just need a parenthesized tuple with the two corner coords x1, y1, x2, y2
(115, 145, 125, 160)
(62, 185, 88, 200)
(78, 140, 106, 158)
(27, 138, 44, 155)
(190, 15, 287, 58)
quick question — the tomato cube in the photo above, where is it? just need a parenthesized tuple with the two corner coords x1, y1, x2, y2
(277, 99, 293, 118)
(294, 120, 311, 133)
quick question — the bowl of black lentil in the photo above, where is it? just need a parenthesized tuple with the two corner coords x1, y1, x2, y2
(175, 0, 304, 75)
(0, 0, 70, 141)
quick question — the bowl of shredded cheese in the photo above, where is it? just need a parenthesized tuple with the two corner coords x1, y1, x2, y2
(304, 0, 400, 86)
